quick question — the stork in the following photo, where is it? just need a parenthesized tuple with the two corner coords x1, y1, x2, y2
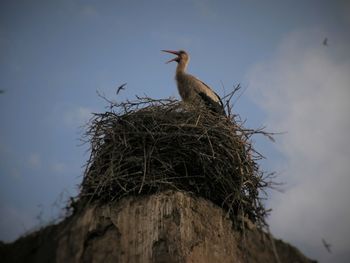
(162, 50, 225, 115)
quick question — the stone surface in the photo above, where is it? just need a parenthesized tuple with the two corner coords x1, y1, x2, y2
(0, 191, 316, 263)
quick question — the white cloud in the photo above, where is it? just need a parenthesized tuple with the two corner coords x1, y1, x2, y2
(247, 29, 350, 262)
(80, 5, 99, 18)
(28, 153, 41, 169)
(63, 106, 92, 127)
(191, 0, 217, 19)
(151, 31, 194, 49)
(51, 162, 66, 173)
(10, 167, 21, 179)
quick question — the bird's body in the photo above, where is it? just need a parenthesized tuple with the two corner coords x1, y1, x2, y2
(323, 37, 328, 46)
(322, 238, 332, 253)
(162, 50, 225, 115)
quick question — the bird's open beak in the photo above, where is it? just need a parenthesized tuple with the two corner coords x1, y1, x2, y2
(162, 50, 180, 63)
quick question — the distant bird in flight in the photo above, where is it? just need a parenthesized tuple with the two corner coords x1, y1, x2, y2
(116, 83, 127, 94)
(162, 49, 225, 115)
(323, 37, 328, 46)
(322, 238, 332, 253)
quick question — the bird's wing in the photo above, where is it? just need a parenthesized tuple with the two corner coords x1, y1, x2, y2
(192, 76, 224, 107)
(197, 92, 226, 115)
(322, 239, 332, 253)
(190, 76, 225, 115)
(116, 83, 127, 94)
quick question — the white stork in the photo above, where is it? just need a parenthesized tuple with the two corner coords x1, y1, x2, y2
(162, 50, 225, 115)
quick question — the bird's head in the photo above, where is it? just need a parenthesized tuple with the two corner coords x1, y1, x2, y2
(162, 50, 189, 64)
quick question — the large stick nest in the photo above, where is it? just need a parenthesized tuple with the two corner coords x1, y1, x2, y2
(79, 88, 274, 228)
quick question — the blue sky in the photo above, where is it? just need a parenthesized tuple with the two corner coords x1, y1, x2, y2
(1, 0, 349, 262)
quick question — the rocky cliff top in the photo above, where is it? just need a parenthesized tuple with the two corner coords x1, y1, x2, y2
(0, 191, 316, 263)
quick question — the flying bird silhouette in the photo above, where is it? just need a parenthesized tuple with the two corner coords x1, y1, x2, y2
(162, 49, 225, 115)
(323, 37, 328, 46)
(322, 238, 332, 253)
(116, 83, 127, 94)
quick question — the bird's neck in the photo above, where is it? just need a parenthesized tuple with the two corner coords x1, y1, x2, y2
(176, 60, 188, 77)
